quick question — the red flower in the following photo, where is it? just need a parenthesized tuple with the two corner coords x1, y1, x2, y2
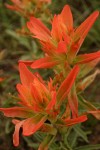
(0, 63, 87, 147)
(24, 5, 100, 69)
(0, 77, 4, 82)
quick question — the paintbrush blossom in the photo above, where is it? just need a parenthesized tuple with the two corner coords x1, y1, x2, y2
(5, 0, 51, 17)
(0, 63, 87, 147)
(1, 1, 100, 149)
(24, 5, 100, 69)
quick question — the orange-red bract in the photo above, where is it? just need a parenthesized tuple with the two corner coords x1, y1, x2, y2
(24, 5, 100, 69)
(0, 63, 88, 147)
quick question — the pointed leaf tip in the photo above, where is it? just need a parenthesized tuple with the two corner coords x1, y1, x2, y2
(57, 65, 79, 103)
(31, 57, 58, 69)
(68, 10, 99, 62)
(27, 17, 50, 41)
(19, 63, 35, 87)
(61, 5, 73, 31)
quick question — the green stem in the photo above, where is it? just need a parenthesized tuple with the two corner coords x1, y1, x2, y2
(61, 127, 73, 150)
(60, 142, 73, 150)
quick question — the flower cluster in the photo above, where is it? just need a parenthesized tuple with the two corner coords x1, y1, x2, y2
(0, 63, 87, 148)
(25, 5, 100, 69)
(22, 5, 100, 120)
(0, 4, 100, 150)
(5, 0, 51, 36)
(5, 0, 51, 18)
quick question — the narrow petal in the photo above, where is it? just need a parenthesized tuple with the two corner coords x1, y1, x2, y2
(74, 11, 99, 46)
(19, 63, 35, 87)
(0, 107, 32, 118)
(57, 65, 79, 103)
(64, 115, 87, 126)
(13, 120, 25, 146)
(51, 15, 62, 41)
(17, 84, 36, 107)
(60, 5, 73, 33)
(23, 115, 47, 136)
(31, 57, 58, 69)
(51, 5, 73, 41)
(19, 60, 33, 66)
(62, 103, 71, 119)
(68, 11, 99, 62)
(46, 92, 56, 110)
(41, 41, 56, 55)
(33, 78, 49, 95)
(87, 110, 100, 120)
(31, 83, 43, 104)
(73, 51, 100, 64)
(68, 85, 78, 118)
(27, 17, 51, 41)
(31, 79, 49, 105)
(56, 41, 67, 54)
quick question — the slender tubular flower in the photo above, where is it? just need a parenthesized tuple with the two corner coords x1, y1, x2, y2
(0, 63, 87, 148)
(24, 5, 100, 69)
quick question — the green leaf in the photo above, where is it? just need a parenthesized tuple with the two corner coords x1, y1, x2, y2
(23, 137, 39, 149)
(38, 135, 55, 150)
(75, 144, 100, 150)
(5, 120, 13, 134)
(34, 132, 44, 142)
(78, 96, 97, 111)
(6, 29, 31, 49)
(69, 132, 78, 148)
(73, 125, 89, 143)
